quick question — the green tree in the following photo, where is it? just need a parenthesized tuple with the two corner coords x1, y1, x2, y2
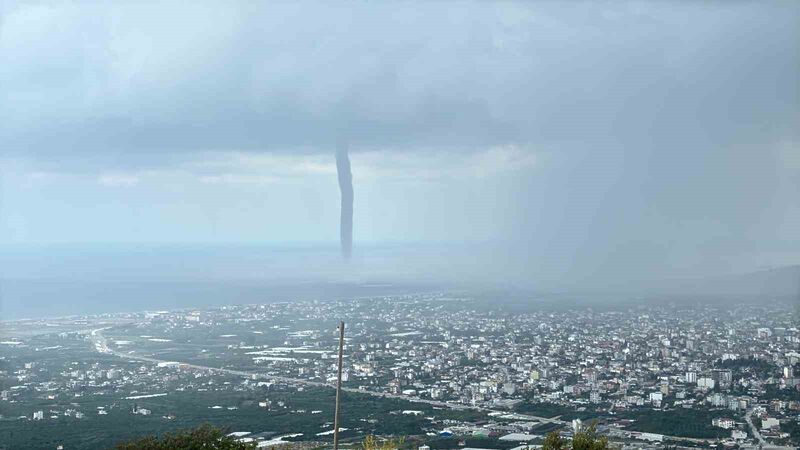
(542, 431, 566, 450)
(543, 424, 608, 450)
(362, 434, 405, 450)
(571, 425, 608, 450)
(114, 424, 256, 450)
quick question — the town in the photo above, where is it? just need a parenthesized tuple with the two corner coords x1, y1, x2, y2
(1, 293, 798, 449)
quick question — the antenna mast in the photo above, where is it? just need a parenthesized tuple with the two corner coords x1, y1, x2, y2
(333, 321, 345, 450)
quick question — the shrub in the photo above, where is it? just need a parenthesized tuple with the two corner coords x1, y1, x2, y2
(542, 424, 608, 450)
(114, 423, 256, 450)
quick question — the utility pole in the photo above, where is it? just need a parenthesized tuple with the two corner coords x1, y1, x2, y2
(333, 321, 345, 450)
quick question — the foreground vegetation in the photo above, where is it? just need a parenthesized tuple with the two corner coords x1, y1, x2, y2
(115, 424, 256, 449)
(113, 426, 610, 450)
(542, 425, 609, 450)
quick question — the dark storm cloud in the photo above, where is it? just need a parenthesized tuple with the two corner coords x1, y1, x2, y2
(2, 2, 796, 163)
(1, 1, 798, 285)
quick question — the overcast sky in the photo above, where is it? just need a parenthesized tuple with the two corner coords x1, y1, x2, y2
(1, 1, 798, 286)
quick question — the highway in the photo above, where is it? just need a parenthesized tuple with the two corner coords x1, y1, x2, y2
(90, 329, 565, 425)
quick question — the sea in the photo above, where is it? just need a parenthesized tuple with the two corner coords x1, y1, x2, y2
(0, 243, 452, 321)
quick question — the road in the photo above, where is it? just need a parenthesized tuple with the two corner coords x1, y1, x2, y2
(90, 329, 565, 425)
(746, 408, 768, 447)
(742, 408, 795, 450)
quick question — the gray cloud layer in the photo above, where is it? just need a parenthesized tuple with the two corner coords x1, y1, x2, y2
(3, 2, 796, 160)
(1, 1, 798, 287)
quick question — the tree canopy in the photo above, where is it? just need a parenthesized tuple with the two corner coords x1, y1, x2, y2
(114, 424, 256, 450)
(542, 424, 609, 450)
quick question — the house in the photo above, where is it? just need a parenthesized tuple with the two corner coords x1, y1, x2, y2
(712, 417, 734, 429)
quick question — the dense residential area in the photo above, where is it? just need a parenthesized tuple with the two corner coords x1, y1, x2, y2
(1, 294, 798, 449)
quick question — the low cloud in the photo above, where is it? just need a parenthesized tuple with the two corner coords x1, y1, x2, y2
(97, 174, 140, 187)
(353, 145, 537, 182)
(197, 174, 279, 185)
(44, 147, 537, 188)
